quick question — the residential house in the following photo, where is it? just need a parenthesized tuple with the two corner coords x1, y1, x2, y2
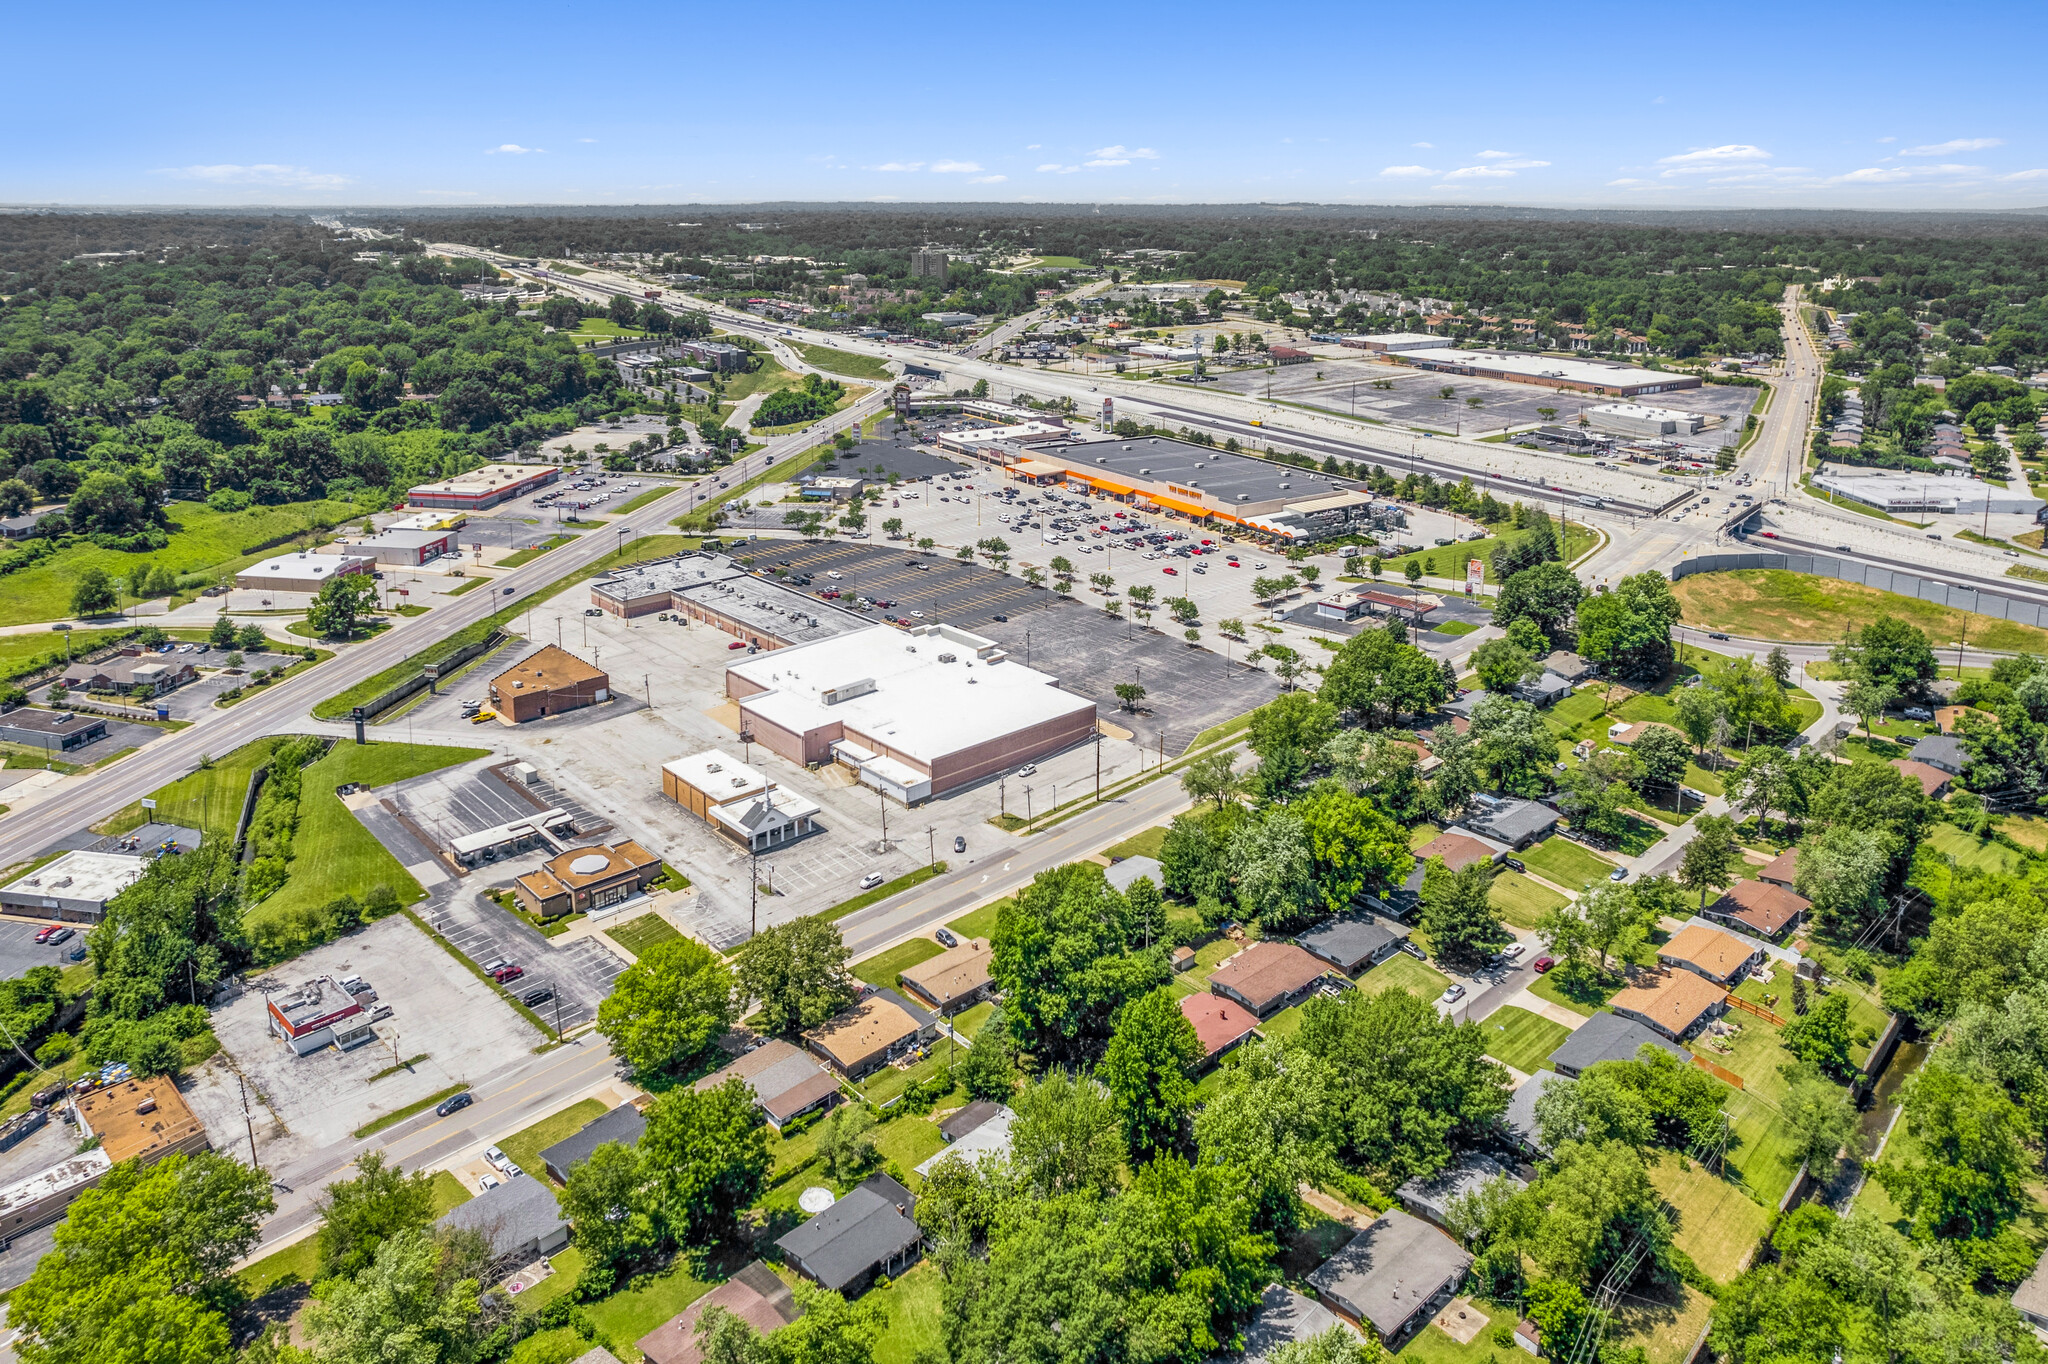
(1546, 1011, 1691, 1078)
(776, 1172, 923, 1296)
(637, 1262, 800, 1364)
(1503, 1075, 1566, 1158)
(1297, 918, 1405, 976)
(1514, 669, 1576, 706)
(1610, 968, 1728, 1041)
(804, 992, 932, 1079)
(1307, 1209, 1475, 1345)
(435, 1174, 570, 1264)
(1890, 758, 1952, 797)
(1456, 796, 1561, 850)
(1910, 735, 1967, 777)
(1240, 1284, 1366, 1364)
(1705, 879, 1811, 943)
(540, 1103, 647, 1184)
(1396, 1152, 1527, 1231)
(1657, 922, 1765, 988)
(694, 1040, 839, 1131)
(1605, 720, 1685, 748)
(1178, 994, 1259, 1069)
(1103, 855, 1164, 894)
(915, 1103, 1014, 1176)
(896, 939, 994, 1015)
(2011, 1246, 2048, 1336)
(1208, 942, 1334, 1018)
(1755, 848, 1798, 891)
(1542, 652, 1596, 684)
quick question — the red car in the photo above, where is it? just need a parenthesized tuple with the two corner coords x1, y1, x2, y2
(1532, 956, 1557, 974)
(1760, 531, 1778, 539)
(727, 640, 747, 650)
(1162, 566, 1178, 575)
(492, 964, 524, 984)
(32, 924, 59, 944)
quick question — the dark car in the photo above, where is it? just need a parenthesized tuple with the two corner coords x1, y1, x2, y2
(67, 943, 87, 962)
(522, 987, 554, 1007)
(991, 612, 1008, 621)
(1503, 857, 1525, 873)
(436, 1092, 474, 1117)
(1707, 631, 1730, 640)
(504, 586, 516, 595)
(953, 835, 966, 853)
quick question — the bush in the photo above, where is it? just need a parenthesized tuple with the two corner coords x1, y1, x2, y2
(207, 488, 252, 512)
(34, 1032, 74, 1066)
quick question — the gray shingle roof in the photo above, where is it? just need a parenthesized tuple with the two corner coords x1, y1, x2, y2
(1546, 1010, 1690, 1078)
(1307, 1208, 1473, 1340)
(435, 1173, 567, 1260)
(1297, 919, 1400, 973)
(541, 1103, 646, 1180)
(775, 1173, 922, 1292)
(1396, 1153, 1525, 1224)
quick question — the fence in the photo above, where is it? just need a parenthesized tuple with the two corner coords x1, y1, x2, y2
(1726, 993, 1786, 1027)
(1673, 551, 2048, 631)
(1691, 1054, 1746, 1089)
(355, 632, 508, 721)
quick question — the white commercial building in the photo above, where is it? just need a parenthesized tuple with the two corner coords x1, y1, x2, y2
(1393, 349, 1702, 397)
(1585, 403, 1707, 438)
(662, 750, 821, 851)
(234, 549, 375, 595)
(1812, 473, 2046, 517)
(1342, 332, 1446, 353)
(0, 850, 148, 923)
(726, 624, 1099, 803)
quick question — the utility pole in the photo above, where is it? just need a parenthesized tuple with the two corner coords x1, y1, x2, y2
(238, 1072, 258, 1166)
(926, 825, 937, 868)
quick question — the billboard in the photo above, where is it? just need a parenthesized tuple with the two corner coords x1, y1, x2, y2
(1465, 558, 1484, 594)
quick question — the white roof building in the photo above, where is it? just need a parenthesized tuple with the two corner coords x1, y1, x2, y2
(1813, 472, 2045, 517)
(727, 624, 1098, 802)
(0, 850, 148, 922)
(1585, 403, 1707, 438)
(1344, 332, 1446, 352)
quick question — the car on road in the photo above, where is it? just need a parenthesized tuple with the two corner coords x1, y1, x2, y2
(436, 1092, 474, 1117)
(991, 613, 1008, 621)
(503, 586, 515, 595)
(1014, 763, 1037, 777)
(1439, 983, 1466, 1004)
(1609, 867, 1629, 882)
(1707, 631, 1730, 640)
(1532, 956, 1556, 974)
(1500, 943, 1525, 961)
(858, 872, 886, 891)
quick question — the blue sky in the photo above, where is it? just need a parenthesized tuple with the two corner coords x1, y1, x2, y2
(10, 0, 2048, 210)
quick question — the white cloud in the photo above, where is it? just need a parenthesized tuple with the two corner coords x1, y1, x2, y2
(1379, 165, 1438, 178)
(487, 144, 541, 155)
(930, 160, 983, 173)
(1090, 145, 1159, 160)
(1025, 143, 1041, 150)
(1412, 141, 1434, 149)
(1878, 136, 1896, 144)
(1607, 178, 1652, 187)
(1038, 163, 1080, 174)
(1444, 165, 1516, 179)
(578, 138, 598, 144)
(1488, 158, 1550, 170)
(157, 163, 350, 188)
(1830, 167, 1913, 183)
(1999, 169, 2048, 181)
(1652, 95, 1665, 104)
(1656, 144, 1771, 175)
(873, 161, 925, 172)
(1902, 137, 2002, 156)
(1086, 158, 1130, 167)
(967, 174, 1007, 184)
(1474, 149, 1518, 161)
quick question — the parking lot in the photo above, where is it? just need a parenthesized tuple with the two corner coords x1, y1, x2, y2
(0, 916, 85, 980)
(211, 914, 547, 1151)
(28, 645, 307, 723)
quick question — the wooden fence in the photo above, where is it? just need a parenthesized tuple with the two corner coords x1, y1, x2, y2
(1727, 993, 1785, 1027)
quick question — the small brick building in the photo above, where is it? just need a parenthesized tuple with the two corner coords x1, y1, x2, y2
(487, 645, 610, 723)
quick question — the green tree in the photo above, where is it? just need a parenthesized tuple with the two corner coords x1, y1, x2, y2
(1780, 1067, 1859, 1179)
(1631, 725, 1692, 794)
(1841, 677, 1897, 739)
(1677, 814, 1737, 911)
(597, 936, 737, 1074)
(1010, 1071, 1126, 1198)
(1492, 561, 1585, 646)
(1270, 1328, 1384, 1364)
(237, 623, 269, 652)
(1247, 691, 1339, 798)
(640, 1078, 773, 1249)
(70, 564, 120, 617)
(0, 477, 32, 517)
(1114, 681, 1148, 712)
(316, 1151, 435, 1283)
(308, 570, 380, 639)
(1673, 683, 1726, 759)
(1496, 1139, 1674, 1285)
(1181, 750, 1242, 808)
(1831, 615, 1937, 699)
(1419, 856, 1509, 966)
(1781, 992, 1854, 1078)
(1193, 1040, 1339, 1233)
(1295, 783, 1414, 910)
(1098, 987, 1203, 1159)
(303, 1228, 482, 1364)
(1793, 824, 1892, 933)
(993, 862, 1167, 1064)
(736, 915, 855, 1035)
(207, 614, 239, 649)
(11, 1152, 274, 1364)
(1575, 573, 1680, 679)
(1227, 807, 1320, 932)
(559, 1141, 657, 1278)
(1467, 694, 1555, 797)
(957, 1008, 1018, 1102)
(816, 1103, 879, 1184)
(1874, 1063, 2030, 1239)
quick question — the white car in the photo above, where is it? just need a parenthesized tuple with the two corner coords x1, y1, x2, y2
(1500, 943, 1525, 961)
(1439, 983, 1467, 1004)
(828, 571, 842, 580)
(1254, 561, 1268, 569)
(486, 1145, 513, 1173)
(1014, 763, 1038, 777)
(858, 872, 885, 890)
(478, 1173, 502, 1192)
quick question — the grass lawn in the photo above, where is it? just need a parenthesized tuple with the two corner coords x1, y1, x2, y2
(1924, 822, 2023, 874)
(853, 937, 946, 989)
(1358, 952, 1450, 1000)
(871, 1260, 945, 1364)
(819, 863, 947, 922)
(1527, 964, 1624, 1016)
(1374, 520, 1598, 586)
(1407, 822, 1443, 849)
(795, 343, 894, 382)
(872, 1114, 946, 1179)
(584, 1257, 715, 1350)
(1481, 1006, 1571, 1074)
(1673, 569, 2048, 653)
(1491, 871, 1567, 929)
(1544, 685, 1616, 742)
(1721, 1085, 1805, 1208)
(570, 317, 647, 339)
(853, 1037, 970, 1108)
(949, 1000, 995, 1041)
(946, 900, 1006, 942)
(235, 1234, 322, 1297)
(1646, 1150, 1769, 1283)
(96, 736, 282, 838)
(430, 1169, 473, 1216)
(0, 497, 371, 628)
(1523, 836, 1618, 889)
(1695, 1011, 1791, 1106)
(609, 913, 683, 959)
(500, 1098, 607, 1183)
(246, 741, 488, 930)
(2001, 813, 2048, 856)
(1028, 255, 1086, 268)
(496, 534, 577, 568)
(0, 627, 135, 679)
(1432, 620, 1480, 637)
(1103, 825, 1169, 861)
(1388, 1296, 1510, 1364)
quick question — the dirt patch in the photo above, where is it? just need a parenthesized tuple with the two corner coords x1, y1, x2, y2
(1673, 569, 2048, 653)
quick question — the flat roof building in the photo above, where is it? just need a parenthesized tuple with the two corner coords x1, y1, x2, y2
(1392, 348, 1703, 398)
(589, 552, 871, 648)
(0, 849, 148, 923)
(266, 976, 376, 1055)
(235, 548, 374, 595)
(0, 1148, 112, 1243)
(350, 527, 458, 566)
(728, 624, 1099, 804)
(72, 1076, 210, 1164)
(514, 840, 662, 920)
(896, 939, 994, 1015)
(1585, 403, 1707, 438)
(487, 644, 610, 724)
(0, 707, 108, 752)
(408, 462, 560, 510)
(662, 750, 821, 852)
(1811, 472, 2046, 517)
(1343, 333, 1445, 353)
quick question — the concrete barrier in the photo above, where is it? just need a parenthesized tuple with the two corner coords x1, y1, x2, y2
(1671, 551, 2048, 631)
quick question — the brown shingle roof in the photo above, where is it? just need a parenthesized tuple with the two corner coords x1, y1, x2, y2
(1208, 942, 1329, 1013)
(1756, 847, 1798, 888)
(805, 996, 920, 1074)
(1179, 994, 1258, 1059)
(897, 939, 993, 1009)
(1413, 832, 1499, 872)
(1658, 922, 1758, 982)
(1611, 968, 1726, 1037)
(1890, 758, 1950, 796)
(1712, 879, 1810, 937)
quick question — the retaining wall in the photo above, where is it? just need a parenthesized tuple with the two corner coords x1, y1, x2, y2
(1671, 552, 2048, 630)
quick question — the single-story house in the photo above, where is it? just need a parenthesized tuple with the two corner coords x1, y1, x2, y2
(0, 707, 108, 752)
(915, 1103, 1014, 1177)
(1890, 757, 1953, 797)
(435, 1172, 570, 1263)
(1297, 918, 1405, 976)
(1656, 922, 1765, 988)
(896, 939, 994, 1015)
(1396, 1152, 1526, 1230)
(1755, 848, 1798, 891)
(694, 1039, 840, 1131)
(1546, 1010, 1691, 1078)
(1442, 689, 1491, 718)
(1414, 830, 1510, 871)
(540, 1103, 647, 1184)
(1605, 720, 1685, 748)
(1307, 1208, 1474, 1345)
(1610, 968, 1728, 1041)
(1178, 993, 1260, 1069)
(1705, 879, 1811, 942)
(1103, 855, 1164, 895)
(1503, 1074, 1566, 1158)
(1208, 941, 1333, 1018)
(1910, 734, 1967, 777)
(2010, 1245, 2048, 1335)
(1240, 1284, 1366, 1364)
(1514, 670, 1576, 707)
(776, 1172, 923, 1296)
(804, 992, 933, 1079)
(1542, 651, 1596, 684)
(1457, 796, 1561, 850)
(636, 1261, 801, 1364)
